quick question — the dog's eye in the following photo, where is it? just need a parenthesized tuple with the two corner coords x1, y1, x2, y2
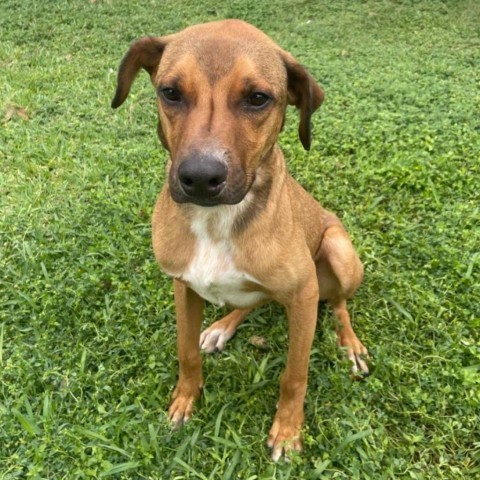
(246, 92, 271, 108)
(159, 87, 182, 103)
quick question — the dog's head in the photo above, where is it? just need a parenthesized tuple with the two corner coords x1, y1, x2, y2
(112, 20, 324, 207)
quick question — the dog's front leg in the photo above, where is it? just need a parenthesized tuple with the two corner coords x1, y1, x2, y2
(168, 279, 204, 428)
(268, 271, 319, 461)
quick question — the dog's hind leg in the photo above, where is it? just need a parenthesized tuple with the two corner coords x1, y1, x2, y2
(200, 308, 251, 353)
(316, 224, 369, 376)
(331, 298, 369, 376)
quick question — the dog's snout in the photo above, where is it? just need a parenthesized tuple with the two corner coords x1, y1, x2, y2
(169, 152, 250, 207)
(178, 157, 228, 199)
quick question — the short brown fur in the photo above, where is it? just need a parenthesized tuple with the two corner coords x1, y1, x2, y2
(112, 19, 368, 461)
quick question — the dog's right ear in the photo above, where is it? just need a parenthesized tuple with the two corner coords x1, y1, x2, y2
(111, 36, 168, 109)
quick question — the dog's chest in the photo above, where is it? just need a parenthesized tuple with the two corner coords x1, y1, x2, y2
(180, 213, 266, 308)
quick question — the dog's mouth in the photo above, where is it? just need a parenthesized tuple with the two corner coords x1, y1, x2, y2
(168, 157, 253, 207)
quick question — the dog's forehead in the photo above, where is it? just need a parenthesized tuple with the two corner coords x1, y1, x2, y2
(159, 20, 285, 84)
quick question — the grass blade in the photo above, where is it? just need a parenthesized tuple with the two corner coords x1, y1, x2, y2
(222, 450, 241, 480)
(388, 298, 413, 322)
(0, 323, 3, 366)
(100, 462, 140, 477)
(333, 429, 374, 458)
(12, 408, 41, 436)
(173, 458, 209, 480)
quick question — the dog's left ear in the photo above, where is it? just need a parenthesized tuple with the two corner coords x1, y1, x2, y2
(281, 53, 325, 151)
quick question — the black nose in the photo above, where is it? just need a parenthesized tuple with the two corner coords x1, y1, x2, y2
(178, 157, 228, 199)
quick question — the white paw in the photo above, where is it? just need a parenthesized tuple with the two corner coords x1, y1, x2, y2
(199, 327, 232, 353)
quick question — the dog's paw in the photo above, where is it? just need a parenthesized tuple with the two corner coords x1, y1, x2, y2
(337, 327, 370, 378)
(347, 347, 370, 378)
(199, 326, 233, 353)
(267, 415, 303, 462)
(168, 383, 202, 428)
(340, 338, 370, 378)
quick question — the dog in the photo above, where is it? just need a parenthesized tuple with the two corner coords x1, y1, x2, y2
(112, 19, 368, 461)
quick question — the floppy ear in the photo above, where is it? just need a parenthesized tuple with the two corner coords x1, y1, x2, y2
(281, 53, 325, 150)
(111, 36, 168, 109)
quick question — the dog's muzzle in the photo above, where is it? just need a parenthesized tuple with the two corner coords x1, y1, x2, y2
(169, 153, 250, 207)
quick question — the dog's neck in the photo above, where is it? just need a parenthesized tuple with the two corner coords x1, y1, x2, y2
(186, 198, 253, 242)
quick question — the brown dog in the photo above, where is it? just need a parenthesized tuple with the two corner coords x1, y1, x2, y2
(112, 19, 368, 461)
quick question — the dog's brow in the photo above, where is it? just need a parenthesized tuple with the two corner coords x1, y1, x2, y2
(241, 76, 272, 94)
(191, 39, 241, 84)
(159, 75, 183, 88)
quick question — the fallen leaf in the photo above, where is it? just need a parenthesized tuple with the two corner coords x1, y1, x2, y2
(4, 104, 29, 123)
(249, 335, 268, 350)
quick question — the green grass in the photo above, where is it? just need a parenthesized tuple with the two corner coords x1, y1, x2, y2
(1, 0, 479, 478)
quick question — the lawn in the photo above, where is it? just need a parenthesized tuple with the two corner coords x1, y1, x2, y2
(1, 0, 479, 478)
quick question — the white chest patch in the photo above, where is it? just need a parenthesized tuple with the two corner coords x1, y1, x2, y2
(180, 205, 266, 308)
